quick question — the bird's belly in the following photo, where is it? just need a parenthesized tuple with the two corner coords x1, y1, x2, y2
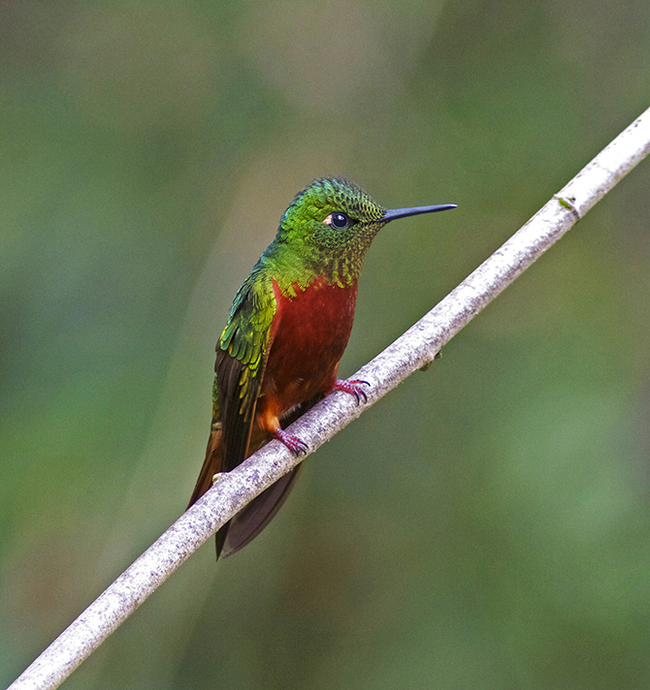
(261, 278, 358, 416)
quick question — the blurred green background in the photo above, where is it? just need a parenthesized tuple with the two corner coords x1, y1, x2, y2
(2, 0, 650, 688)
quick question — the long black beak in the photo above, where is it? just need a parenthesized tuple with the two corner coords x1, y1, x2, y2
(382, 204, 457, 223)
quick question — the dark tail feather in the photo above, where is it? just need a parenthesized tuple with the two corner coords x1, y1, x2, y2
(219, 395, 322, 558)
(215, 520, 230, 558)
(187, 422, 223, 509)
(189, 395, 322, 559)
(187, 422, 234, 556)
(219, 465, 303, 558)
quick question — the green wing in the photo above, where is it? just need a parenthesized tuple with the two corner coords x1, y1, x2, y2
(216, 270, 277, 470)
(190, 267, 308, 558)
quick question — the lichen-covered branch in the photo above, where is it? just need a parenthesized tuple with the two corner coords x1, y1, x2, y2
(9, 106, 650, 690)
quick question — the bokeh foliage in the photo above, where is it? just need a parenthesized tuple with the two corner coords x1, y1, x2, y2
(2, 0, 650, 688)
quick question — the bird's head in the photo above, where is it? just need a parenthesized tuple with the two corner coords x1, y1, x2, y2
(270, 177, 455, 285)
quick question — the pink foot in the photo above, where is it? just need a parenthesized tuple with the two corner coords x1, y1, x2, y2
(274, 428, 308, 456)
(332, 378, 370, 404)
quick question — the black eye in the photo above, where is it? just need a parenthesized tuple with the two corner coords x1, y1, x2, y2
(331, 212, 349, 229)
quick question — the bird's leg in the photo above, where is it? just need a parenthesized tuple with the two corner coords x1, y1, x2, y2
(259, 406, 308, 456)
(273, 428, 308, 456)
(332, 378, 370, 404)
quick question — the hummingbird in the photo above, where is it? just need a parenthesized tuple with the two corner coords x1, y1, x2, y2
(188, 178, 456, 558)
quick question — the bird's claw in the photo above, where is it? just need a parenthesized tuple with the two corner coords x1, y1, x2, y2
(333, 378, 370, 405)
(211, 472, 225, 485)
(274, 428, 308, 456)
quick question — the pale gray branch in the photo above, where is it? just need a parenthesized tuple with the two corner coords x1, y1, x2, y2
(8, 106, 650, 690)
